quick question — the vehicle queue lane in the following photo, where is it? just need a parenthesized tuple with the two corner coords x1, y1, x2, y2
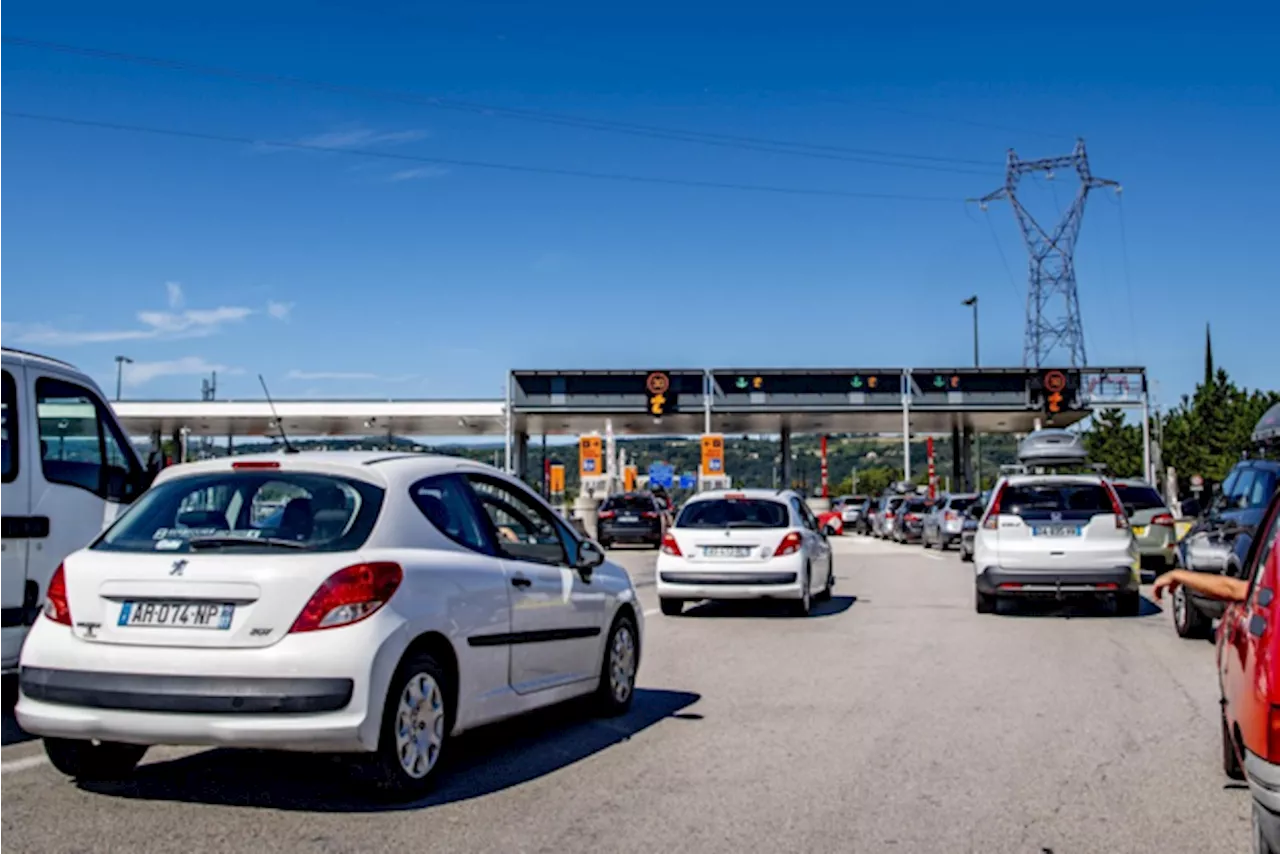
(1, 537, 1250, 854)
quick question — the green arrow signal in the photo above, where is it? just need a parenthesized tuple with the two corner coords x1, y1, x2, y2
(933, 375, 945, 388)
(735, 377, 748, 389)
(850, 376, 863, 389)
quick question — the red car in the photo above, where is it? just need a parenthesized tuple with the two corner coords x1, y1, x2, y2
(817, 508, 844, 535)
(1219, 488, 1280, 853)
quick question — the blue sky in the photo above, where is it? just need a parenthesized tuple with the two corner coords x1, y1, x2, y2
(3, 1, 1277, 413)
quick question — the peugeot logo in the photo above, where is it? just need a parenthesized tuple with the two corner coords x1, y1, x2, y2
(170, 559, 189, 577)
(1050, 512, 1063, 522)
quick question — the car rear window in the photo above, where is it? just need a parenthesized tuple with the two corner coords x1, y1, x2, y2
(603, 495, 656, 512)
(94, 471, 385, 553)
(998, 482, 1115, 522)
(948, 497, 976, 512)
(1112, 484, 1165, 511)
(904, 500, 928, 512)
(677, 498, 789, 529)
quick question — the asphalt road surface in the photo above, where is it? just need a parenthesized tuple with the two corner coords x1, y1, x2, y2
(1, 536, 1250, 853)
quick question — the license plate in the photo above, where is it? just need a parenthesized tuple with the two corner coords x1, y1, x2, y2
(618, 515, 639, 522)
(703, 546, 750, 557)
(118, 601, 235, 630)
(1132, 525, 1148, 537)
(1032, 525, 1080, 537)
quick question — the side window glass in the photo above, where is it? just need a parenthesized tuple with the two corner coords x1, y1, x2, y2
(792, 498, 815, 530)
(411, 475, 491, 554)
(467, 475, 568, 566)
(1249, 473, 1276, 509)
(1249, 504, 1280, 600)
(2, 370, 17, 484)
(1231, 471, 1257, 511)
(36, 377, 106, 495)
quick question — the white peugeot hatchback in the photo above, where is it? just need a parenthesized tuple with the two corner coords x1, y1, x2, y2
(972, 474, 1140, 615)
(16, 453, 642, 796)
(655, 489, 834, 617)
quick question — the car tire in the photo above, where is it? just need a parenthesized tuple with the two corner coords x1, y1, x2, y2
(358, 652, 453, 799)
(790, 567, 812, 617)
(659, 598, 684, 616)
(594, 612, 639, 717)
(1116, 592, 1142, 617)
(975, 588, 996, 614)
(922, 532, 933, 549)
(1253, 803, 1276, 854)
(1173, 585, 1212, 639)
(815, 560, 834, 602)
(43, 737, 148, 781)
(1224, 709, 1246, 781)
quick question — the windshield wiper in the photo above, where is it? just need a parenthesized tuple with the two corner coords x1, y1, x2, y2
(186, 535, 310, 550)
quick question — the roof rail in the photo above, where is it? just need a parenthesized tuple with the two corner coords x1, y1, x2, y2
(1, 347, 79, 371)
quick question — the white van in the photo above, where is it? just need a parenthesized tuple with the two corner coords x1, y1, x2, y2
(2, 348, 153, 672)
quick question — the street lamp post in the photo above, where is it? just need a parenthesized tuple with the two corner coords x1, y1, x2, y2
(114, 355, 133, 401)
(961, 296, 980, 490)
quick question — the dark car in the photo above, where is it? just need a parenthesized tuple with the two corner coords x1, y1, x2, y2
(597, 492, 666, 549)
(1172, 458, 1280, 639)
(892, 498, 930, 543)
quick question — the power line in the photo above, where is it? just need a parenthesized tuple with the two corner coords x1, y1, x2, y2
(3, 110, 963, 202)
(2, 36, 1001, 176)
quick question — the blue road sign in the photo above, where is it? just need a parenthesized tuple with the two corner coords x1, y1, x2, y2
(679, 473, 696, 490)
(648, 463, 674, 489)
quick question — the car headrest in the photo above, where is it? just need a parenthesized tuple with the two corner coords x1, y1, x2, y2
(279, 497, 314, 540)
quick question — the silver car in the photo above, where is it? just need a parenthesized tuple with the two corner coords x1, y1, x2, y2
(922, 493, 980, 550)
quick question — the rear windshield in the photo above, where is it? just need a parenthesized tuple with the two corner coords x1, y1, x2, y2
(603, 495, 656, 512)
(94, 471, 385, 553)
(885, 497, 905, 511)
(1112, 484, 1165, 511)
(948, 497, 976, 512)
(677, 498, 789, 529)
(904, 500, 928, 512)
(998, 482, 1115, 522)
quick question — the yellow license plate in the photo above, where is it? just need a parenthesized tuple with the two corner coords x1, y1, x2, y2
(1133, 526, 1147, 537)
(1175, 521, 1194, 541)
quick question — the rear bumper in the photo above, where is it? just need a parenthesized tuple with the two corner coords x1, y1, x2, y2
(976, 565, 1139, 596)
(656, 554, 806, 601)
(598, 523, 661, 542)
(1246, 751, 1280, 852)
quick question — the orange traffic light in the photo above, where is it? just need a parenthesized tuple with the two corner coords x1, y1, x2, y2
(1048, 391, 1063, 413)
(868, 376, 878, 389)
(649, 392, 666, 416)
(752, 376, 763, 389)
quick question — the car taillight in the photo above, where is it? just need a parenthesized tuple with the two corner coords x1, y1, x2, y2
(599, 510, 616, 519)
(945, 511, 957, 522)
(43, 563, 72, 626)
(290, 562, 403, 633)
(774, 532, 803, 556)
(885, 512, 895, 520)
(661, 533, 682, 556)
(982, 483, 1007, 530)
(642, 511, 658, 519)
(1151, 513, 1175, 527)
(1102, 481, 1129, 530)
(905, 513, 919, 522)
(232, 460, 280, 469)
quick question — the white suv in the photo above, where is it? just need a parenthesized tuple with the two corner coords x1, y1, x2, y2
(655, 489, 834, 617)
(972, 474, 1140, 615)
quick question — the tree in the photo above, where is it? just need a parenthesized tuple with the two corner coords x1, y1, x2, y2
(1083, 408, 1143, 478)
(854, 466, 895, 496)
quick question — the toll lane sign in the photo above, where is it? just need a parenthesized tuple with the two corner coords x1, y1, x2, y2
(579, 436, 602, 479)
(701, 434, 725, 477)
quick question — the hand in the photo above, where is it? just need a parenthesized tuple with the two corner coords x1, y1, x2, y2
(1151, 570, 1184, 602)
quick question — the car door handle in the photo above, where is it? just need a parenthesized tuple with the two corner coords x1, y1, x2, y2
(510, 576, 532, 588)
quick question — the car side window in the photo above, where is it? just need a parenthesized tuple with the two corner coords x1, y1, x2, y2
(466, 475, 569, 566)
(1248, 472, 1277, 509)
(1, 370, 17, 484)
(1247, 502, 1280, 603)
(35, 376, 140, 499)
(792, 498, 817, 530)
(1227, 470, 1256, 511)
(410, 474, 492, 554)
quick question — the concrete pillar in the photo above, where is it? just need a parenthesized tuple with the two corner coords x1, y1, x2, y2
(573, 490, 601, 541)
(513, 431, 529, 482)
(780, 427, 792, 489)
(961, 427, 975, 492)
(951, 425, 962, 493)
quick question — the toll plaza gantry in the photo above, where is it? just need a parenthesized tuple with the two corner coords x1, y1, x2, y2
(507, 366, 1152, 490)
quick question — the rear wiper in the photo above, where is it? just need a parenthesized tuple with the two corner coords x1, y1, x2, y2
(186, 535, 310, 550)
(724, 521, 767, 528)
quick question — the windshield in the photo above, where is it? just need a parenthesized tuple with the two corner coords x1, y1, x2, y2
(904, 500, 928, 513)
(1112, 484, 1166, 511)
(676, 498, 789, 529)
(95, 471, 385, 553)
(998, 482, 1115, 522)
(603, 494, 657, 512)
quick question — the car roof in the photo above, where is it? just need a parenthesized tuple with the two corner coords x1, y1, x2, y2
(1112, 478, 1158, 488)
(1, 347, 81, 373)
(687, 488, 797, 503)
(152, 451, 511, 489)
(999, 473, 1107, 487)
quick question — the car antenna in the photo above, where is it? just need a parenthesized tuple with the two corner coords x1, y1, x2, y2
(258, 374, 298, 454)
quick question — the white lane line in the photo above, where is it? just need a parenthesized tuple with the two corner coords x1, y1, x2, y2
(923, 552, 946, 561)
(1, 754, 47, 774)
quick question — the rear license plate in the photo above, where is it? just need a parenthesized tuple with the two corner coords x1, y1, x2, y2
(1132, 525, 1148, 537)
(618, 515, 639, 523)
(1032, 525, 1081, 537)
(118, 601, 235, 630)
(703, 546, 750, 558)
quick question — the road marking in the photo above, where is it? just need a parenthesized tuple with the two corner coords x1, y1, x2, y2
(923, 553, 946, 561)
(1, 754, 47, 774)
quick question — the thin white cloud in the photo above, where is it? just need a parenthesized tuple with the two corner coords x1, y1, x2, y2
(267, 300, 294, 321)
(387, 166, 450, 182)
(299, 128, 428, 149)
(12, 284, 254, 347)
(124, 357, 241, 387)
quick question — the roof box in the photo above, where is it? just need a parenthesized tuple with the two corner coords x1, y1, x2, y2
(1254, 403, 1280, 446)
(1017, 429, 1089, 467)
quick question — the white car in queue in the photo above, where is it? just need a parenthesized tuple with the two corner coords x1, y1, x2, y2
(16, 452, 643, 796)
(655, 489, 835, 617)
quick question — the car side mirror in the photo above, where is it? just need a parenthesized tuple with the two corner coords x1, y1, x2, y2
(1123, 503, 1137, 518)
(577, 540, 605, 575)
